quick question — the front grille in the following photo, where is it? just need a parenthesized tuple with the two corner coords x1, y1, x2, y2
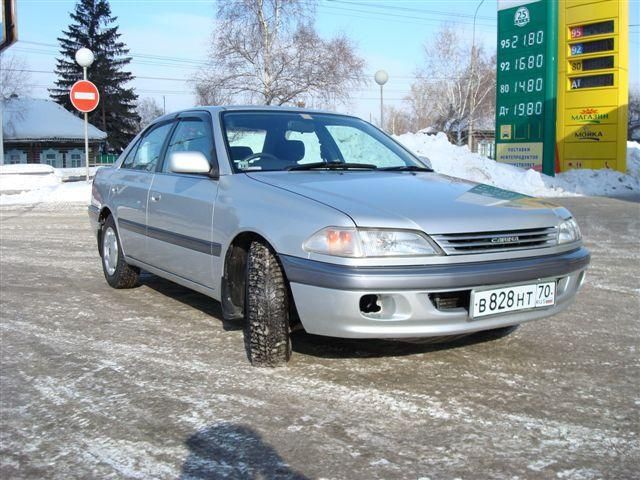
(432, 227, 557, 255)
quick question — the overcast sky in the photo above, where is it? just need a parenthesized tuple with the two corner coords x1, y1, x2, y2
(9, 0, 640, 121)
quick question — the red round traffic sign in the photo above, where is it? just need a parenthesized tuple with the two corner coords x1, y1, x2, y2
(69, 80, 100, 113)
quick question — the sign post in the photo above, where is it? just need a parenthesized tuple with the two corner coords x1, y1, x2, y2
(71, 48, 97, 182)
(495, 0, 557, 176)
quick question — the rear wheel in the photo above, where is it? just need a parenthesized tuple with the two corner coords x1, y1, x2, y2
(244, 240, 292, 366)
(100, 215, 139, 289)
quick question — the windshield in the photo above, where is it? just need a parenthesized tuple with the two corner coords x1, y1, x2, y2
(221, 111, 426, 172)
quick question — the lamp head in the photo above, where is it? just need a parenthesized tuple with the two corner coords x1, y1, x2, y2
(374, 70, 389, 86)
(75, 48, 95, 68)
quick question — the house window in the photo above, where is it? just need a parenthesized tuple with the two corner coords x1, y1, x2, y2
(66, 149, 85, 168)
(5, 149, 27, 164)
(478, 141, 496, 159)
(40, 148, 64, 168)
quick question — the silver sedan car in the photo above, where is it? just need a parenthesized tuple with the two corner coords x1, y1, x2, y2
(89, 106, 590, 366)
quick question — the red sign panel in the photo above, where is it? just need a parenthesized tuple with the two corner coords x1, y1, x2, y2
(570, 26, 583, 38)
(69, 80, 100, 113)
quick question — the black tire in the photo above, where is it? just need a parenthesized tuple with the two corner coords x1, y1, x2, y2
(244, 240, 292, 367)
(100, 215, 140, 289)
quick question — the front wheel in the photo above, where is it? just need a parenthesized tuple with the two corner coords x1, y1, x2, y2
(100, 215, 140, 289)
(244, 241, 292, 367)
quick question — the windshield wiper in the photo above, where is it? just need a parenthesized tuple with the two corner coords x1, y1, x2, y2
(378, 165, 434, 172)
(287, 162, 378, 171)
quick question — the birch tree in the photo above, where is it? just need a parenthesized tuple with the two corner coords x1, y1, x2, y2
(194, 0, 366, 106)
(408, 26, 495, 144)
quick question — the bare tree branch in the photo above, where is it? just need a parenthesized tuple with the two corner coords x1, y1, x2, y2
(193, 0, 365, 107)
(0, 54, 34, 99)
(403, 25, 496, 143)
(135, 97, 164, 129)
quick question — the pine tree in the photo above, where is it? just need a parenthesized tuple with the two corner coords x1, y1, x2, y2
(50, 0, 139, 151)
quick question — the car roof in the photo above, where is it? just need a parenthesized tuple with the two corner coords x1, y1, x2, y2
(153, 105, 360, 122)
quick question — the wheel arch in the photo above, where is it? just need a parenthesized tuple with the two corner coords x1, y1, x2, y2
(96, 206, 114, 254)
(220, 231, 268, 322)
(220, 230, 298, 326)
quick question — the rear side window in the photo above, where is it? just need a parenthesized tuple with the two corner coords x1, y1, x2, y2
(163, 118, 214, 173)
(131, 122, 173, 172)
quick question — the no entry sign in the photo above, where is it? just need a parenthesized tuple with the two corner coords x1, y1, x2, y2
(69, 80, 100, 113)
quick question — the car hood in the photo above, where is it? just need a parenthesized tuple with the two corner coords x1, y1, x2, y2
(246, 171, 569, 234)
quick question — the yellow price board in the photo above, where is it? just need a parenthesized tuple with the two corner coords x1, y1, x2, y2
(556, 0, 628, 173)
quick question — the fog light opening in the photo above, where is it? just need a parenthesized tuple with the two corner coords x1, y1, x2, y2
(360, 294, 382, 314)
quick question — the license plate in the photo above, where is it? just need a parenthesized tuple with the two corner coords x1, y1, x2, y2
(471, 282, 556, 318)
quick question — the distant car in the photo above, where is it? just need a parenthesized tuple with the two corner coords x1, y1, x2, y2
(89, 106, 590, 366)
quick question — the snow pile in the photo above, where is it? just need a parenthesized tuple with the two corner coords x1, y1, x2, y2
(0, 181, 91, 206)
(395, 132, 640, 197)
(55, 166, 101, 182)
(0, 164, 60, 193)
(0, 163, 56, 175)
(0, 164, 94, 205)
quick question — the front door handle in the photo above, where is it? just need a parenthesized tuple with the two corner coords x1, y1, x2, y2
(150, 194, 162, 202)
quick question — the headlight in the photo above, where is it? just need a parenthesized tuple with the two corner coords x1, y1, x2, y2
(558, 217, 582, 244)
(303, 227, 440, 257)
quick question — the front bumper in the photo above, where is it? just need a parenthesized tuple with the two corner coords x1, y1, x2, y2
(280, 248, 590, 338)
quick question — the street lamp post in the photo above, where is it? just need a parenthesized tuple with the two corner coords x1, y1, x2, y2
(468, 0, 486, 151)
(374, 70, 389, 130)
(75, 47, 95, 181)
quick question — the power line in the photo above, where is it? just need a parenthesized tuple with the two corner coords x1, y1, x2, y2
(10, 44, 467, 81)
(27, 83, 413, 101)
(14, 69, 426, 94)
(314, 2, 497, 29)
(326, 0, 497, 22)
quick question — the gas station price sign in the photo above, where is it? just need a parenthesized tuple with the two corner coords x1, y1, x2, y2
(495, 0, 556, 175)
(555, 0, 628, 173)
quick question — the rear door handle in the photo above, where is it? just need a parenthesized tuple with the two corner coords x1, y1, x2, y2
(150, 194, 161, 202)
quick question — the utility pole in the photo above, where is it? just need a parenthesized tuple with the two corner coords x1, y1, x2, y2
(468, 0, 486, 152)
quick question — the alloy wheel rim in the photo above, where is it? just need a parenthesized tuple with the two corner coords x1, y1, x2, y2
(103, 227, 118, 276)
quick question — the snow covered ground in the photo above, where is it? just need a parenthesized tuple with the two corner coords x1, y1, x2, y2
(1, 200, 638, 479)
(1, 137, 639, 206)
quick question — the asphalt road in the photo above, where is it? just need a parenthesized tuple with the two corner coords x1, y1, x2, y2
(1, 197, 639, 479)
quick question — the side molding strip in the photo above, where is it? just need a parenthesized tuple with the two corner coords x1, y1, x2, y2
(118, 218, 221, 256)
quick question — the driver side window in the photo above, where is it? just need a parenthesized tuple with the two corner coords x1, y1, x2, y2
(163, 118, 214, 173)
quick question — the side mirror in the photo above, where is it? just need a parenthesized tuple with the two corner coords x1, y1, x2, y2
(168, 151, 212, 175)
(417, 155, 433, 170)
